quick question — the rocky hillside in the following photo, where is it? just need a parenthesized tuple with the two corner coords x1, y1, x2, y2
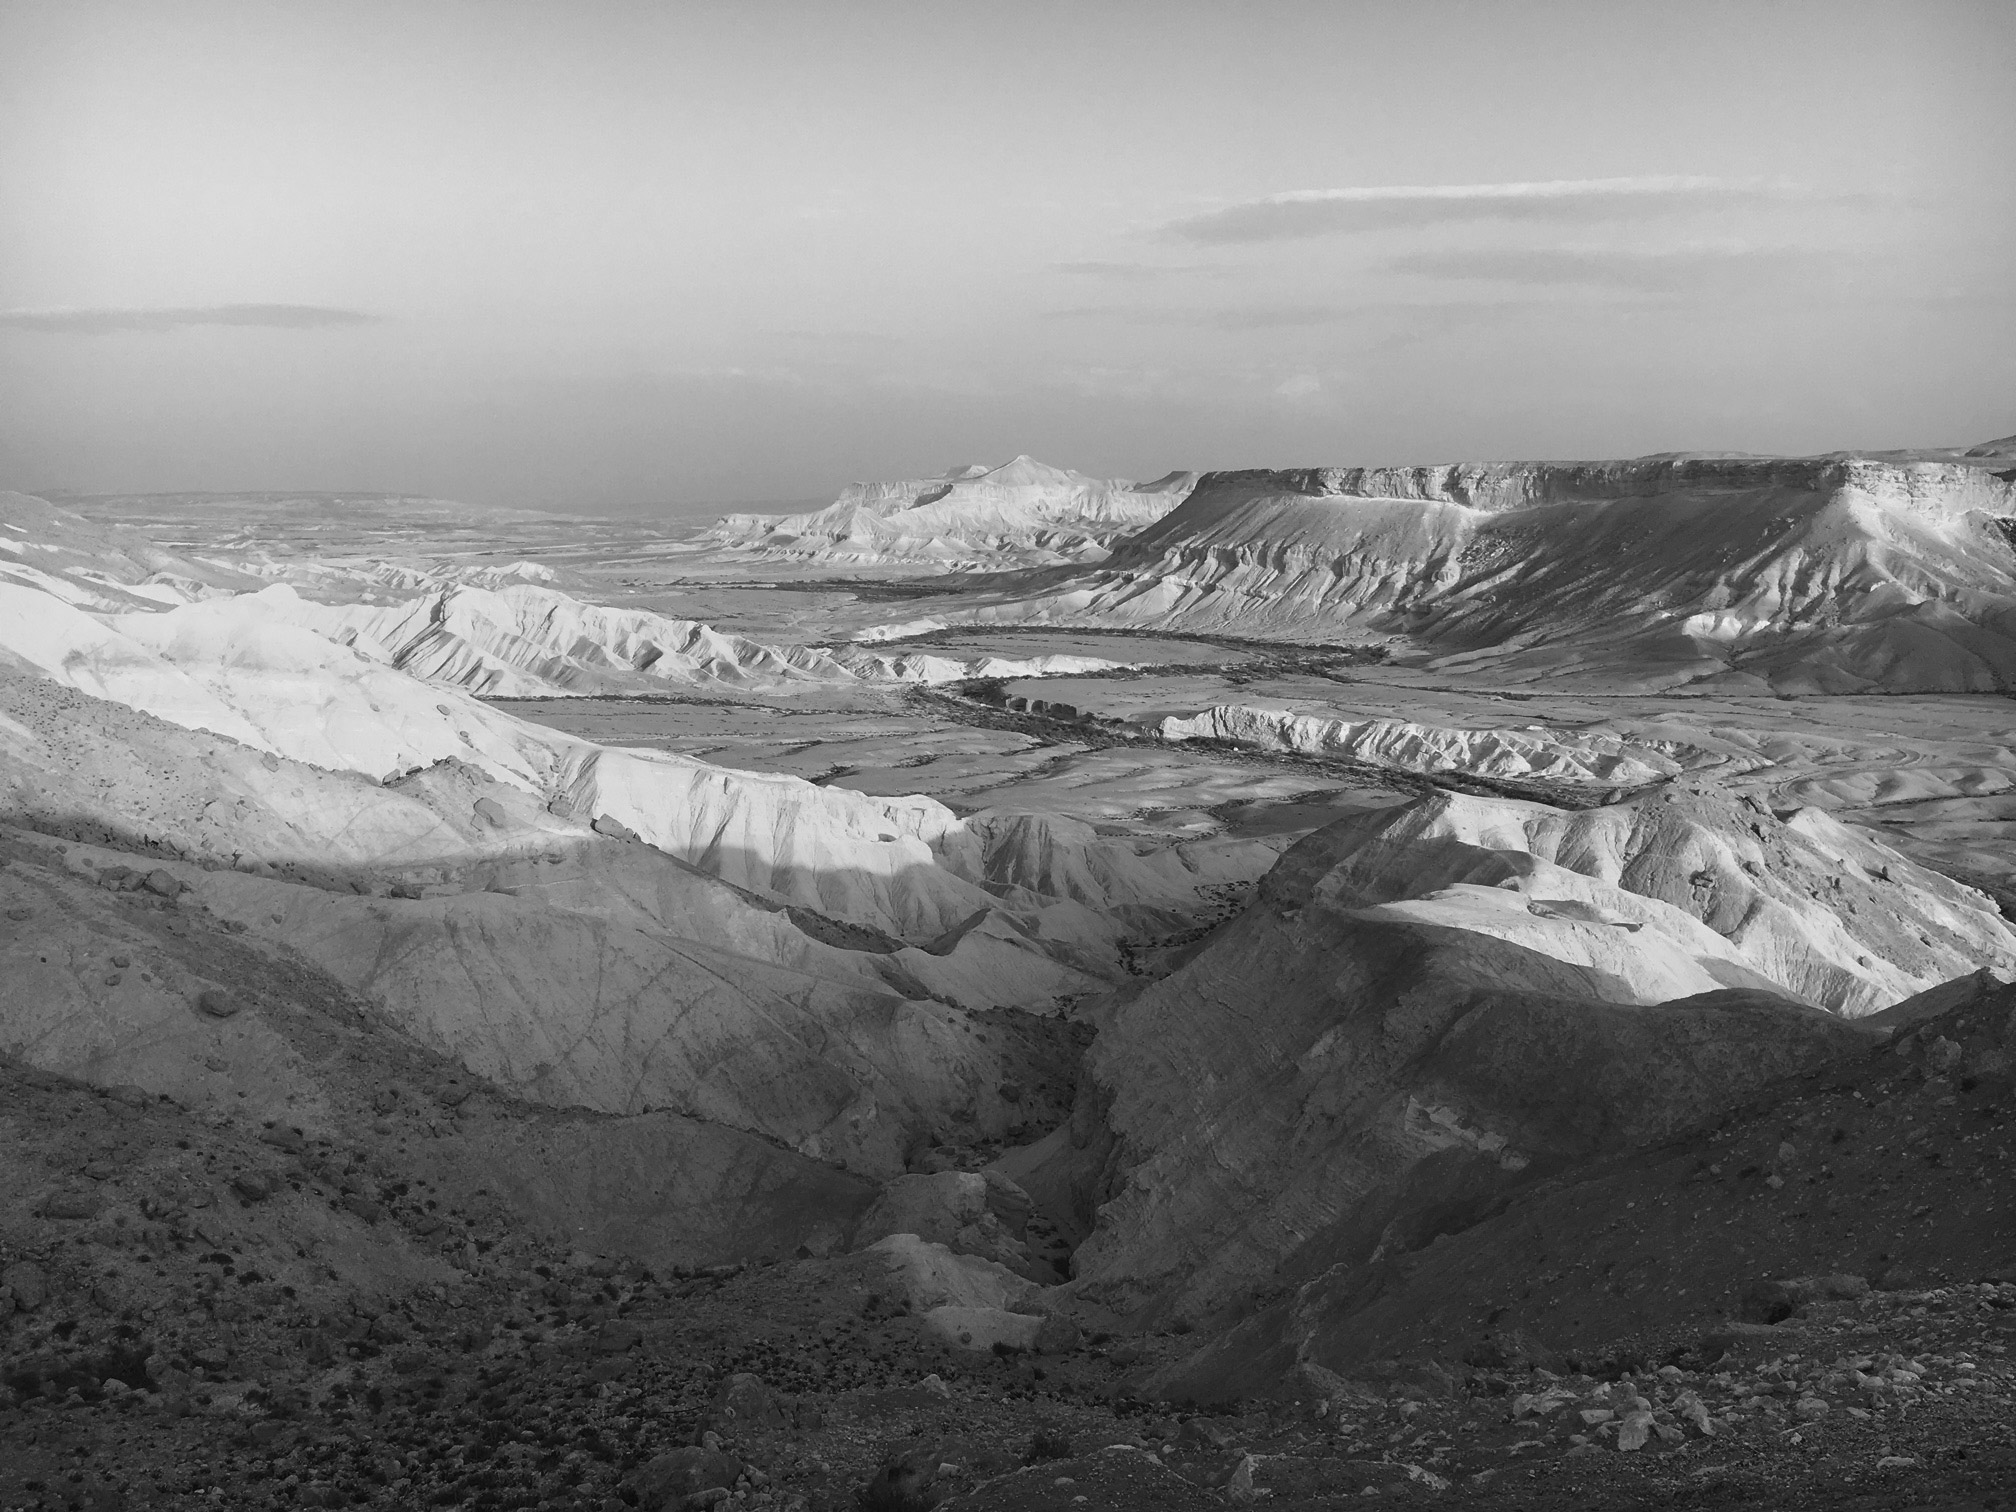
(955, 452, 2016, 693)
(1029, 785, 2016, 1326)
(254, 580, 1132, 697)
(0, 495, 1281, 1180)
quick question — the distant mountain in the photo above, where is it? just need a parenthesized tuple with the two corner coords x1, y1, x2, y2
(703, 455, 1198, 568)
(953, 450, 2016, 694)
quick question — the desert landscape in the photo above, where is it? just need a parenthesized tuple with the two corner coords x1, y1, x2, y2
(5, 3, 2013, 1508)
(4, 439, 2016, 1512)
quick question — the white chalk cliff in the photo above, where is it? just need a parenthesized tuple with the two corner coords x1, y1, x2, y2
(704, 455, 1197, 568)
(254, 580, 1129, 697)
(953, 455, 2016, 693)
(1155, 704, 1714, 790)
(0, 493, 1260, 1175)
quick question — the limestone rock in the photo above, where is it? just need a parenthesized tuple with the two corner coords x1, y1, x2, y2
(863, 1233, 1039, 1314)
(1062, 787, 1994, 1319)
(625, 1447, 744, 1511)
(704, 456, 1197, 570)
(921, 1304, 1044, 1354)
(957, 456, 2016, 695)
(707, 1371, 784, 1430)
(853, 1171, 1043, 1276)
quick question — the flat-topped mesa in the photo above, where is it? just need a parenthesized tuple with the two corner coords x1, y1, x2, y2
(705, 455, 1198, 567)
(1116, 454, 2016, 550)
(971, 447, 2016, 694)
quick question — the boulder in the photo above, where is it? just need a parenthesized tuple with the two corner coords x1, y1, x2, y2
(706, 1372, 784, 1431)
(625, 1447, 744, 1511)
(854, 1171, 1043, 1278)
(1033, 1314, 1084, 1355)
(195, 989, 241, 1019)
(854, 1441, 945, 1512)
(921, 1305, 1043, 1355)
(863, 1233, 1039, 1314)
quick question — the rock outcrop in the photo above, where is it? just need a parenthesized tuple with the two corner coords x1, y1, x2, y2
(0, 494, 1265, 1174)
(704, 455, 1197, 568)
(953, 455, 2016, 693)
(1156, 704, 1712, 790)
(1058, 786, 2016, 1320)
(242, 580, 1132, 696)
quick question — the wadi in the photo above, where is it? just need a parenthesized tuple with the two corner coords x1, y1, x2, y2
(4, 441, 2015, 1512)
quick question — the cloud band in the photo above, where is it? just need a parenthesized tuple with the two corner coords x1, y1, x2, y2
(1163, 176, 1790, 244)
(0, 304, 378, 334)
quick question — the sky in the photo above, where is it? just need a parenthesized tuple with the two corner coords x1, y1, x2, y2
(1, 0, 2012, 515)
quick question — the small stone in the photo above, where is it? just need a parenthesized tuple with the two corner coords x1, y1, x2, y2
(41, 1190, 105, 1220)
(195, 989, 241, 1019)
(624, 1446, 744, 1509)
(232, 1172, 281, 1203)
(708, 1371, 784, 1429)
(6, 905, 33, 921)
(1227, 1455, 1260, 1502)
(1, 1261, 48, 1311)
(1794, 1396, 1830, 1421)
(1179, 1417, 1234, 1449)
(856, 1447, 940, 1512)
(596, 1319, 642, 1355)
(143, 870, 183, 898)
(1036, 1314, 1084, 1355)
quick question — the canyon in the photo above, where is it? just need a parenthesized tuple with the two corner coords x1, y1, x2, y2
(4, 445, 2016, 1510)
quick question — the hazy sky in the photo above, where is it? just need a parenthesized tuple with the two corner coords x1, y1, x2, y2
(2, 0, 2012, 514)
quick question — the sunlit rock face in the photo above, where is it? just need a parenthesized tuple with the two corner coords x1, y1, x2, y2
(0, 492, 1259, 1176)
(962, 456, 2016, 692)
(1062, 784, 2016, 1318)
(704, 455, 1198, 568)
(234, 580, 1133, 696)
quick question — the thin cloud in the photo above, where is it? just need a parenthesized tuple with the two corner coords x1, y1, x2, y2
(1043, 303, 1353, 329)
(1049, 261, 1234, 282)
(1162, 176, 1803, 244)
(1386, 245, 1833, 292)
(0, 303, 379, 334)
(767, 328, 904, 346)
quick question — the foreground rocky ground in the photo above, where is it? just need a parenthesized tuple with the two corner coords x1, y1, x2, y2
(5, 977, 2012, 1512)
